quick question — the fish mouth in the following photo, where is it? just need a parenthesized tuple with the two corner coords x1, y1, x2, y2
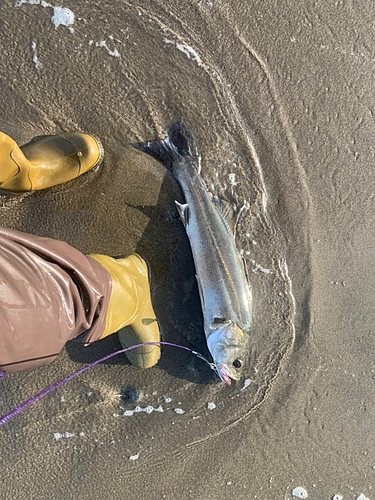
(218, 364, 239, 387)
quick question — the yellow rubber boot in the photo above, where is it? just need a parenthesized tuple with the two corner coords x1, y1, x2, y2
(89, 253, 161, 368)
(0, 131, 103, 193)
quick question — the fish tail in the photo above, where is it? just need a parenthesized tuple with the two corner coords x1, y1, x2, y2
(140, 122, 193, 172)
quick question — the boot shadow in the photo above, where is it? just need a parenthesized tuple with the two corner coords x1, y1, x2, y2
(63, 150, 217, 385)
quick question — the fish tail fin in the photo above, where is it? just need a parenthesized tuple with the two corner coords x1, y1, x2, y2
(140, 122, 193, 171)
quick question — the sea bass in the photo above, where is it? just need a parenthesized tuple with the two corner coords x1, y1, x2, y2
(141, 123, 253, 385)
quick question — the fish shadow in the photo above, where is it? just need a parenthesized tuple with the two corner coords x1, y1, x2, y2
(134, 173, 218, 385)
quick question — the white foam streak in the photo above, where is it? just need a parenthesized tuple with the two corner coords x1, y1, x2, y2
(123, 405, 164, 416)
(31, 41, 42, 69)
(53, 432, 74, 440)
(14, 0, 74, 30)
(163, 39, 202, 66)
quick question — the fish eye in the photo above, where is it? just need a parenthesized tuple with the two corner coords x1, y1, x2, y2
(233, 359, 242, 369)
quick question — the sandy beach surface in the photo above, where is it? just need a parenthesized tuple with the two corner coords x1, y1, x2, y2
(0, 1, 374, 499)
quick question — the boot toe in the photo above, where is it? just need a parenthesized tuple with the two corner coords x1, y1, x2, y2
(118, 322, 161, 368)
(60, 133, 104, 174)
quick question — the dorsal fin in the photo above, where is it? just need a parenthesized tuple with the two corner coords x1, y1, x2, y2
(212, 195, 242, 236)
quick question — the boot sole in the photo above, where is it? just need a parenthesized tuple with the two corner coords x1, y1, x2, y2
(87, 133, 104, 170)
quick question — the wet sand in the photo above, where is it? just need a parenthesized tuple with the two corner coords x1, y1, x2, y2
(0, 1, 374, 499)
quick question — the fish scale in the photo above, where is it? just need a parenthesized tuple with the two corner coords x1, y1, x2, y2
(176, 161, 247, 328)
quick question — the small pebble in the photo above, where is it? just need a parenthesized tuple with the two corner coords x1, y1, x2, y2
(241, 379, 252, 390)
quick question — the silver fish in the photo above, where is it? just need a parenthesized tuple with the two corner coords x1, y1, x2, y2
(141, 123, 253, 385)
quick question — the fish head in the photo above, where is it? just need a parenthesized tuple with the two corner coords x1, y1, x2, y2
(207, 319, 251, 386)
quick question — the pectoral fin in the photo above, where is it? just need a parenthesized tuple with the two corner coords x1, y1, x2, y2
(210, 317, 231, 329)
(242, 257, 250, 284)
(212, 195, 243, 236)
(175, 201, 190, 228)
(242, 257, 253, 306)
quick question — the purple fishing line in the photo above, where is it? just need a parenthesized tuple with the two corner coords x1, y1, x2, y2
(0, 370, 7, 379)
(0, 341, 214, 427)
